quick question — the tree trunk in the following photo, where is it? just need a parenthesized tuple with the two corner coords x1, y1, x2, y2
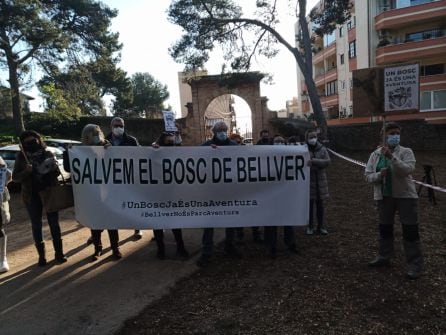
(7, 58, 25, 135)
(304, 71, 328, 140)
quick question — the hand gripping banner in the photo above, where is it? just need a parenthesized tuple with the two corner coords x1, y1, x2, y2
(68, 145, 310, 229)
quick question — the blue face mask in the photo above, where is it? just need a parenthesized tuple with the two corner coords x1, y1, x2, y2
(387, 134, 400, 147)
(216, 132, 227, 141)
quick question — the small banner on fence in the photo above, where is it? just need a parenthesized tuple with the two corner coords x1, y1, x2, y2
(162, 110, 178, 132)
(68, 145, 310, 229)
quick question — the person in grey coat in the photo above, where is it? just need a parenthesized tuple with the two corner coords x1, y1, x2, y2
(365, 122, 424, 280)
(0, 157, 11, 273)
(305, 130, 331, 235)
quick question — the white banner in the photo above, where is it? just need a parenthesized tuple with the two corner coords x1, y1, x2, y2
(68, 145, 310, 229)
(384, 63, 419, 112)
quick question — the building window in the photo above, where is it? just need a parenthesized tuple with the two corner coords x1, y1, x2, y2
(339, 26, 344, 37)
(347, 16, 356, 30)
(349, 105, 353, 116)
(340, 54, 345, 65)
(420, 64, 445, 76)
(420, 90, 446, 111)
(349, 40, 356, 58)
(339, 80, 345, 90)
(406, 28, 444, 42)
(326, 80, 337, 96)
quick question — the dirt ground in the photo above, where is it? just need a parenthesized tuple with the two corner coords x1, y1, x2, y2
(117, 151, 446, 335)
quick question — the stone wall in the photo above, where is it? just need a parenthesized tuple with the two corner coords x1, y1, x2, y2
(328, 120, 446, 151)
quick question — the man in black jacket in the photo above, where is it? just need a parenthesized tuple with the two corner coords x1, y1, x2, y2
(196, 121, 241, 267)
(105, 117, 143, 239)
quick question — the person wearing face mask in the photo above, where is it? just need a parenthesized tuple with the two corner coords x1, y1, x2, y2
(105, 117, 143, 240)
(305, 130, 331, 236)
(264, 135, 299, 258)
(365, 122, 424, 280)
(197, 121, 241, 267)
(13, 130, 67, 266)
(79, 124, 122, 261)
(150, 132, 189, 260)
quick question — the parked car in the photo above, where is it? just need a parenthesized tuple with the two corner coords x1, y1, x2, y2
(43, 139, 81, 151)
(0, 144, 67, 174)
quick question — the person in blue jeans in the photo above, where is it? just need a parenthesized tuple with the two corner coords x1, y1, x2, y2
(13, 130, 67, 266)
(196, 122, 241, 267)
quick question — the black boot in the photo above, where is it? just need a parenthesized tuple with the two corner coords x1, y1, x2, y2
(53, 239, 67, 263)
(35, 242, 47, 266)
(92, 244, 102, 261)
(109, 230, 122, 260)
(173, 229, 189, 258)
(154, 229, 165, 259)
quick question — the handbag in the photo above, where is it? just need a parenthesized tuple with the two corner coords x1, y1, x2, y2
(39, 172, 74, 213)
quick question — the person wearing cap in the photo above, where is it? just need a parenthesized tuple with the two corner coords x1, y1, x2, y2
(196, 121, 241, 267)
(365, 122, 424, 280)
(105, 117, 143, 240)
(13, 130, 67, 266)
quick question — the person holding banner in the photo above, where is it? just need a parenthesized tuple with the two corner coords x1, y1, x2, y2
(12, 130, 67, 266)
(105, 117, 143, 240)
(196, 121, 241, 267)
(0, 157, 11, 272)
(151, 132, 189, 260)
(305, 130, 331, 236)
(365, 122, 424, 280)
(81, 124, 122, 261)
(264, 135, 299, 258)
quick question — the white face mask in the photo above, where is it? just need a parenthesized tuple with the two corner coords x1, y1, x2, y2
(113, 127, 124, 137)
(307, 138, 317, 146)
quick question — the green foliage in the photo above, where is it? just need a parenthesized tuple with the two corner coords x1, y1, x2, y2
(0, 0, 121, 133)
(113, 72, 169, 118)
(39, 83, 82, 118)
(24, 113, 81, 138)
(309, 1, 352, 37)
(0, 123, 16, 146)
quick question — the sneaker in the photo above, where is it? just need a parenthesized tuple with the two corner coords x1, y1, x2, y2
(91, 250, 102, 262)
(112, 249, 122, 260)
(368, 256, 390, 267)
(305, 227, 314, 235)
(133, 230, 143, 240)
(318, 228, 329, 235)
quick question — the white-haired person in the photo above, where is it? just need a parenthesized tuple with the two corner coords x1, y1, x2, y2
(81, 124, 122, 261)
(105, 117, 143, 240)
(13, 130, 67, 266)
(0, 156, 11, 272)
(196, 121, 241, 267)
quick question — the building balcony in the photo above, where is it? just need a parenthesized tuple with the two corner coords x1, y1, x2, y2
(320, 94, 339, 108)
(314, 68, 338, 87)
(313, 43, 336, 65)
(420, 73, 446, 91)
(375, 0, 446, 30)
(376, 36, 446, 65)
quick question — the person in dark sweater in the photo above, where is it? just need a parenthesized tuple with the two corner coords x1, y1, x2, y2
(196, 121, 241, 267)
(105, 117, 143, 240)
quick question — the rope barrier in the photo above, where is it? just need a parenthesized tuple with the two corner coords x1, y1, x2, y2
(327, 148, 446, 194)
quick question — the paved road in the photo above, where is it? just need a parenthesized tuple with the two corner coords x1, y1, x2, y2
(0, 194, 223, 335)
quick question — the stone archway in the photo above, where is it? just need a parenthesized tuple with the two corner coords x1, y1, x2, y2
(180, 72, 273, 145)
